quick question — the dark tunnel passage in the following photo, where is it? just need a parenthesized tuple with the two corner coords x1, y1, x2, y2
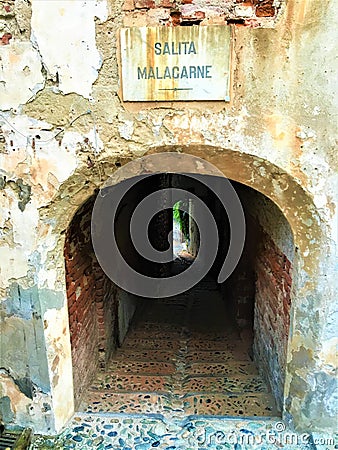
(64, 173, 294, 417)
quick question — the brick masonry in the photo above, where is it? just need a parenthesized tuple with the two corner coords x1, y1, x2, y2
(121, 0, 280, 27)
(64, 197, 118, 406)
(254, 229, 292, 410)
(63, 179, 292, 414)
(223, 210, 258, 329)
(222, 184, 294, 412)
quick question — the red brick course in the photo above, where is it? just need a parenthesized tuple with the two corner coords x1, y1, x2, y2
(64, 198, 118, 405)
(254, 228, 292, 409)
(121, 0, 277, 27)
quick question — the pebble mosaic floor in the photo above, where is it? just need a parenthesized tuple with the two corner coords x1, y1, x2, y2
(80, 276, 278, 417)
(30, 276, 336, 449)
(31, 414, 322, 449)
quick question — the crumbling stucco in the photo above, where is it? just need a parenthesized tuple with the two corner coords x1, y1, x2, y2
(0, 41, 44, 110)
(30, 0, 108, 97)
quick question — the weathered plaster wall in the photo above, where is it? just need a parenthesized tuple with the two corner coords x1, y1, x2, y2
(0, 0, 337, 436)
(31, 0, 107, 98)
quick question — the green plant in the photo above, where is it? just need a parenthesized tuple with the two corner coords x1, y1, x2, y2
(173, 201, 190, 242)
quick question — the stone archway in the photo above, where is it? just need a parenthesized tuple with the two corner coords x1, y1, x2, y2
(38, 145, 326, 433)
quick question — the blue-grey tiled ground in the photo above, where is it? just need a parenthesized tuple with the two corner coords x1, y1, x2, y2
(30, 413, 337, 450)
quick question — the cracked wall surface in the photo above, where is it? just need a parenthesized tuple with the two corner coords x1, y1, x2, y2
(0, 41, 44, 110)
(0, 0, 337, 437)
(30, 0, 107, 98)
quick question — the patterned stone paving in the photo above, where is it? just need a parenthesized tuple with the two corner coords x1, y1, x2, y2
(183, 393, 277, 416)
(184, 350, 250, 363)
(186, 362, 259, 376)
(91, 374, 173, 393)
(79, 276, 279, 418)
(104, 361, 176, 375)
(181, 375, 267, 393)
(122, 339, 182, 351)
(30, 276, 336, 449)
(113, 350, 178, 363)
(30, 414, 326, 449)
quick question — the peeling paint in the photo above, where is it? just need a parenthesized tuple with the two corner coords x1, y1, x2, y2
(31, 0, 107, 98)
(118, 119, 134, 140)
(0, 41, 44, 110)
(0, 176, 32, 211)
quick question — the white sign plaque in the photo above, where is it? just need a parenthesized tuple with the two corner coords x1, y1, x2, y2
(120, 26, 231, 102)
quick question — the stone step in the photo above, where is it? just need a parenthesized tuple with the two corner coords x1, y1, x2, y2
(122, 338, 182, 350)
(90, 374, 173, 393)
(130, 322, 183, 332)
(113, 348, 178, 362)
(81, 392, 178, 414)
(184, 331, 241, 341)
(181, 375, 268, 394)
(103, 361, 259, 382)
(107, 360, 176, 375)
(183, 393, 278, 416)
(126, 330, 184, 340)
(81, 391, 277, 416)
(112, 347, 251, 364)
(186, 361, 259, 376)
(89, 372, 268, 396)
(185, 340, 242, 351)
(184, 349, 251, 363)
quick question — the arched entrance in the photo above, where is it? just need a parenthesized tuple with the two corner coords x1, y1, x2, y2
(38, 146, 324, 432)
(64, 173, 294, 418)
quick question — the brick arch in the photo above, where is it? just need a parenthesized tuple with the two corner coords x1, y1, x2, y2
(44, 145, 323, 266)
(39, 145, 326, 432)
